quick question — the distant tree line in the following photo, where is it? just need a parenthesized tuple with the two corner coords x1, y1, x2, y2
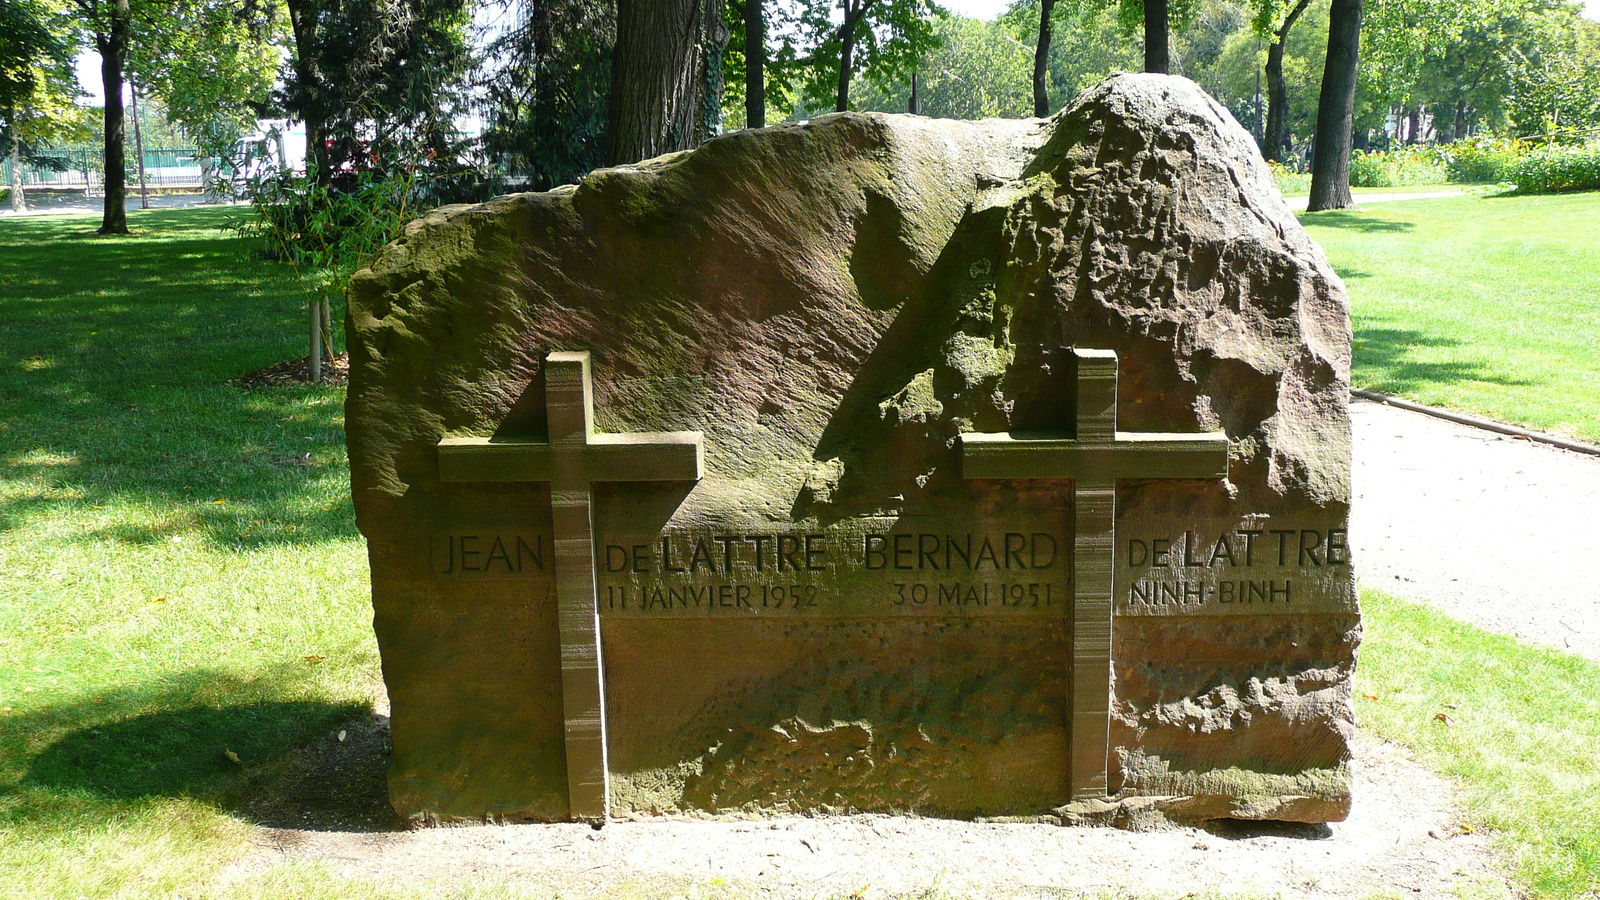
(4, 0, 1597, 231)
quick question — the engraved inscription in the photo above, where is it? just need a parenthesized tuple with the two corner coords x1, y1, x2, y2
(1117, 518, 1356, 617)
(432, 532, 549, 577)
(599, 521, 1069, 618)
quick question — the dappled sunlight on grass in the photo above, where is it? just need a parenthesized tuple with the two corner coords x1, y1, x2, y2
(0, 207, 382, 898)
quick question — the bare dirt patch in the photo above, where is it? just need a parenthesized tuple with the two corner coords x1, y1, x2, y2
(230, 353, 349, 389)
(220, 716, 1509, 899)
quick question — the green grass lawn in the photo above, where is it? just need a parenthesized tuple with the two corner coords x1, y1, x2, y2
(0, 208, 380, 898)
(1300, 191, 1600, 443)
(3, 204, 1600, 899)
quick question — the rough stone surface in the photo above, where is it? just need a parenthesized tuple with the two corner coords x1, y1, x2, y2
(346, 73, 1358, 825)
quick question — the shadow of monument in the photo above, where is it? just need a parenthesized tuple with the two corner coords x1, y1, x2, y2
(21, 683, 397, 833)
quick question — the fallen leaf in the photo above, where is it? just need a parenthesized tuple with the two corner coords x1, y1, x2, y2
(1361, 693, 1379, 701)
(1434, 713, 1456, 726)
(224, 748, 241, 764)
(212, 499, 227, 504)
(304, 655, 326, 663)
(338, 730, 347, 742)
(1442, 702, 1459, 710)
(150, 597, 166, 605)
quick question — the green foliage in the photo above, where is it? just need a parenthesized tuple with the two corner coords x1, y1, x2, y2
(479, 0, 614, 190)
(851, 15, 1032, 119)
(1506, 144, 1600, 194)
(127, 0, 281, 157)
(792, 0, 944, 112)
(282, 0, 476, 179)
(233, 165, 448, 330)
(1267, 161, 1311, 193)
(999, 0, 1141, 113)
(1347, 147, 1449, 187)
(1436, 135, 1525, 183)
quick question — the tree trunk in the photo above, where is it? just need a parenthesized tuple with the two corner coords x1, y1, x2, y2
(744, 0, 765, 128)
(1263, 0, 1311, 163)
(1407, 106, 1422, 145)
(286, 0, 330, 185)
(1452, 99, 1467, 142)
(7, 117, 25, 213)
(96, 0, 131, 235)
(1307, 0, 1362, 212)
(1144, 0, 1169, 75)
(130, 80, 150, 210)
(907, 70, 920, 114)
(1032, 0, 1056, 117)
(836, 20, 857, 111)
(699, 0, 728, 144)
(608, 0, 705, 165)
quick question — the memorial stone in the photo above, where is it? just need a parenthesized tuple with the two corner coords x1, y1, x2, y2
(346, 73, 1360, 827)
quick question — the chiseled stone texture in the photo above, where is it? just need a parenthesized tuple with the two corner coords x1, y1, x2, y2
(347, 73, 1358, 826)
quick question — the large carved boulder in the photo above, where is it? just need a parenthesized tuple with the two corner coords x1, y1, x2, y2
(347, 73, 1358, 826)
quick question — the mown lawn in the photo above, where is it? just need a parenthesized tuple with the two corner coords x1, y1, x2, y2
(2, 204, 1598, 899)
(0, 208, 379, 898)
(1300, 191, 1600, 444)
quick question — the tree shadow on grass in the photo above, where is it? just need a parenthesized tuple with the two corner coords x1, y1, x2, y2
(0, 207, 359, 550)
(1354, 326, 1533, 396)
(1299, 211, 1415, 233)
(12, 669, 399, 833)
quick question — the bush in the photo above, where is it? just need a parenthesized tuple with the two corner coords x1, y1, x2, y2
(1438, 137, 1526, 184)
(1507, 144, 1600, 194)
(1269, 162, 1312, 195)
(1348, 148, 1449, 188)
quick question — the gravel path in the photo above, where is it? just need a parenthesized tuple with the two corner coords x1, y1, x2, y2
(1351, 398, 1600, 660)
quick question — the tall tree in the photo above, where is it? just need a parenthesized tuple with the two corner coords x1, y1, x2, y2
(479, 0, 614, 189)
(854, 14, 1031, 118)
(1257, 0, 1313, 161)
(64, 0, 133, 233)
(608, 0, 708, 164)
(729, 0, 766, 127)
(129, 0, 279, 158)
(1032, 0, 1056, 115)
(280, 0, 474, 185)
(1144, 0, 1169, 72)
(1, 0, 76, 213)
(1307, 0, 1361, 211)
(283, 0, 329, 182)
(794, 0, 941, 113)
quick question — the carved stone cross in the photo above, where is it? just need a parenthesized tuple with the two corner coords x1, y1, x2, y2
(959, 348, 1229, 800)
(437, 351, 703, 822)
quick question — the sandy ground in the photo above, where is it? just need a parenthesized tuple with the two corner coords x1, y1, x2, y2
(224, 734, 1502, 900)
(1350, 398, 1600, 661)
(212, 396, 1600, 899)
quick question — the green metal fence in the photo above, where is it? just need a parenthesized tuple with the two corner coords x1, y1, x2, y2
(3, 147, 205, 190)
